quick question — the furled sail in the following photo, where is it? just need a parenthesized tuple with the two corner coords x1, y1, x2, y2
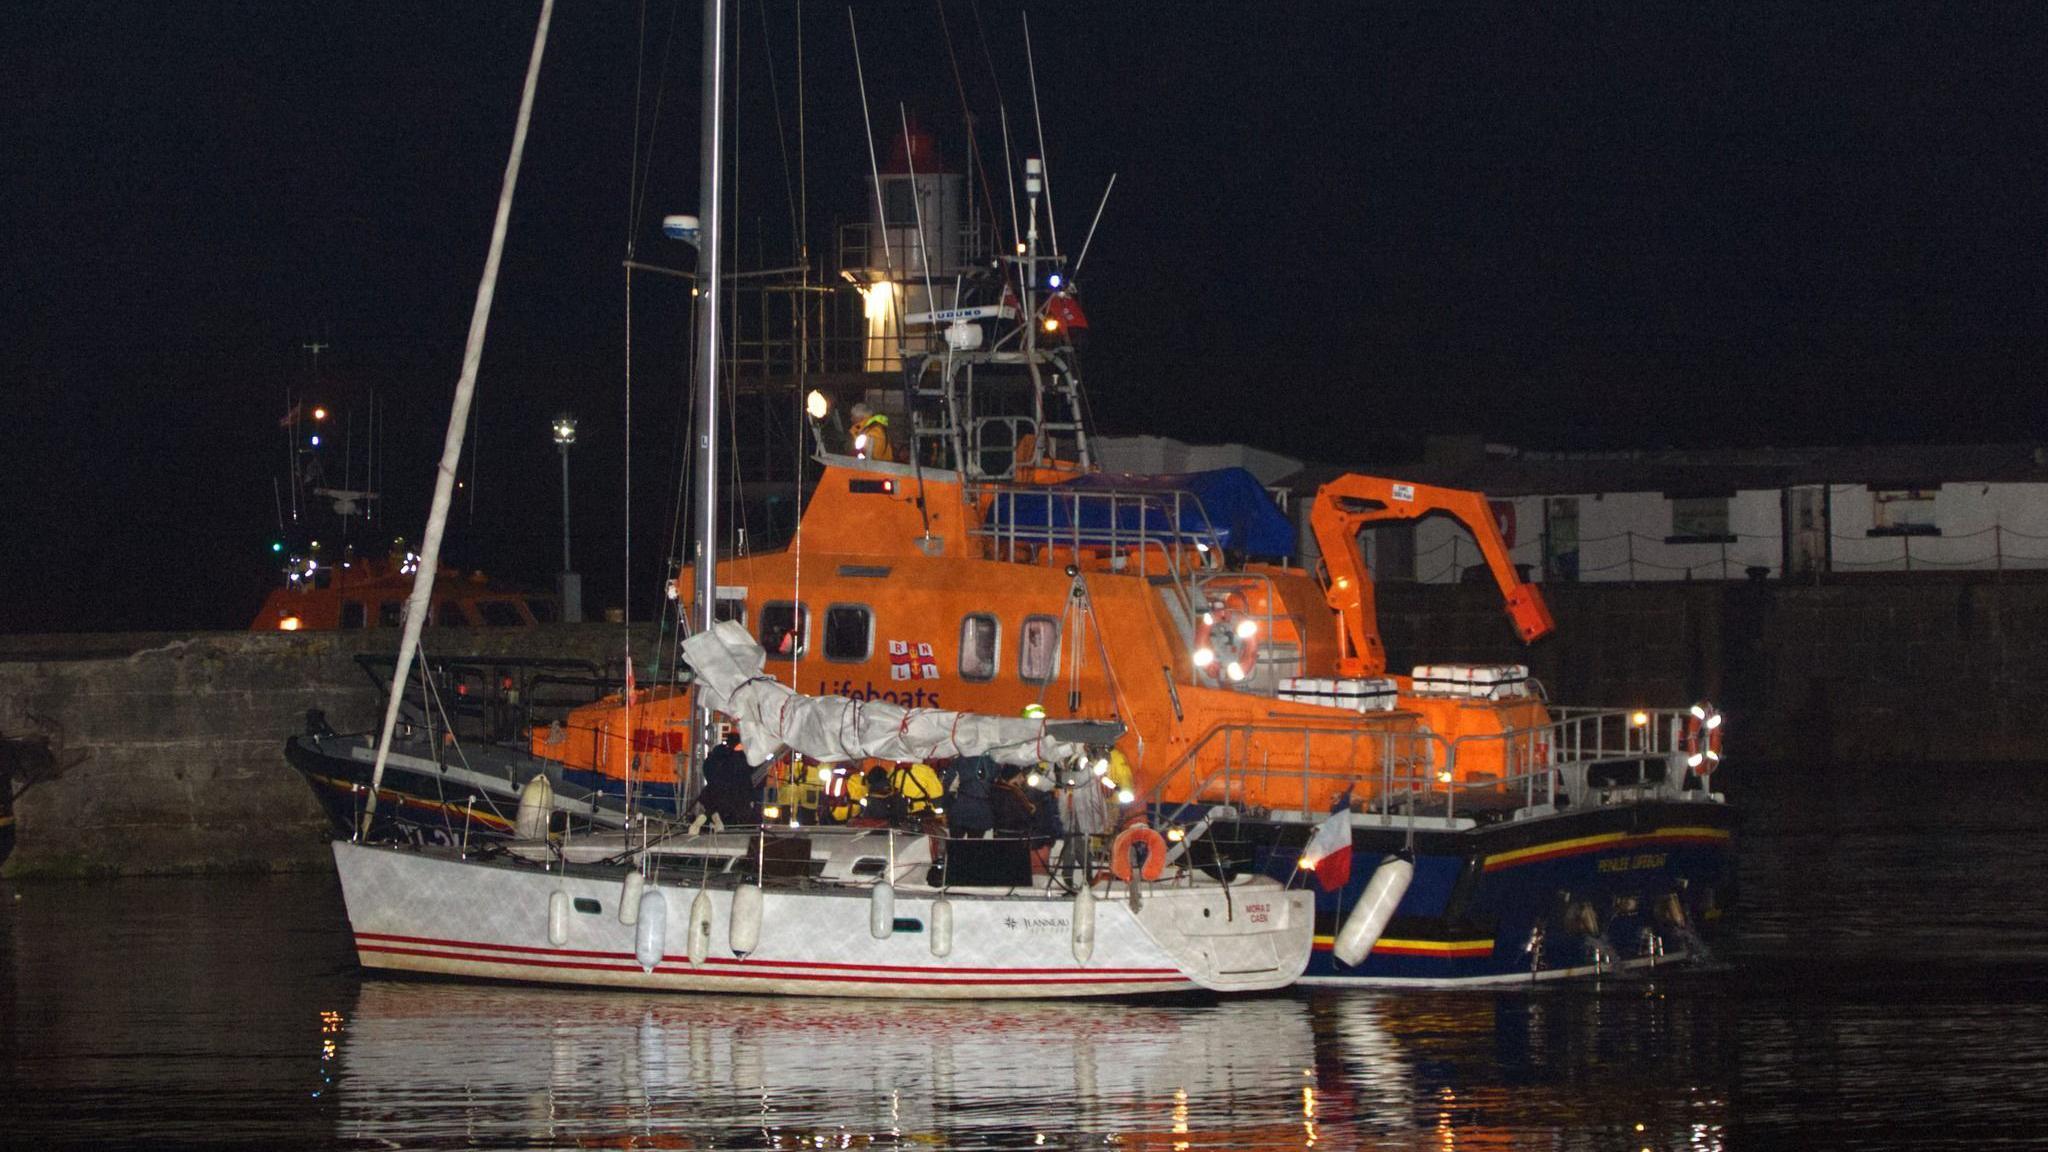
(682, 621, 1111, 768)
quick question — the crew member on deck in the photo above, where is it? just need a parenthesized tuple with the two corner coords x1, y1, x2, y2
(941, 755, 997, 836)
(697, 731, 757, 826)
(850, 402, 891, 462)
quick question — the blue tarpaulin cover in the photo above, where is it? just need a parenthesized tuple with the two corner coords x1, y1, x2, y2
(982, 468, 1295, 557)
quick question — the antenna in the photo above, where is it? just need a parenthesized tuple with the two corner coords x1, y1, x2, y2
(998, 104, 1022, 262)
(899, 106, 940, 322)
(1022, 12, 1058, 256)
(847, 11, 893, 273)
(1072, 173, 1117, 278)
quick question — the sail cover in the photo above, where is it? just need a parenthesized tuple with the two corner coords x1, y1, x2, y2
(982, 468, 1297, 557)
(682, 621, 1092, 768)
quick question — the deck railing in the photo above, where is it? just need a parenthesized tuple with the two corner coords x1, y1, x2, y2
(1151, 705, 1705, 826)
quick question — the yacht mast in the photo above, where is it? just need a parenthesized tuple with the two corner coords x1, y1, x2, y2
(362, 0, 554, 831)
(691, 0, 728, 775)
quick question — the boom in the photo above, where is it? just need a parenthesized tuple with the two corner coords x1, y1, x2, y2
(1308, 475, 1554, 677)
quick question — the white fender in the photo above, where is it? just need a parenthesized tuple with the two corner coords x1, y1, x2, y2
(929, 896, 954, 958)
(1071, 884, 1096, 965)
(619, 869, 645, 925)
(729, 884, 764, 957)
(1333, 854, 1414, 967)
(870, 882, 896, 939)
(686, 889, 713, 966)
(516, 775, 555, 840)
(547, 889, 570, 946)
(634, 888, 668, 971)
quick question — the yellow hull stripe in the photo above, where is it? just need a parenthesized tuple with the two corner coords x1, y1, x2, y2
(1315, 934, 1492, 952)
(1483, 825, 1730, 871)
(307, 772, 514, 830)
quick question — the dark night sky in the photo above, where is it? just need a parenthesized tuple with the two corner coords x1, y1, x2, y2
(6, 2, 2046, 632)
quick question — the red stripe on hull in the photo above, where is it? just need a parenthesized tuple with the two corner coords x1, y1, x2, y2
(358, 922, 1179, 967)
(358, 941, 1183, 987)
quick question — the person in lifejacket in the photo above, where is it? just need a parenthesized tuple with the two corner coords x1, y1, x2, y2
(849, 402, 891, 462)
(857, 763, 910, 826)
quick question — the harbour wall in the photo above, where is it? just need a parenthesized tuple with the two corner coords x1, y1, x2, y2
(1376, 578, 2048, 766)
(5, 580, 2045, 877)
(0, 626, 659, 879)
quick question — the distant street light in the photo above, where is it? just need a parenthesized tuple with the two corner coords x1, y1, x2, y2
(554, 414, 582, 623)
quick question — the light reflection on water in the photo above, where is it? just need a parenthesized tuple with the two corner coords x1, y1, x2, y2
(326, 981, 1735, 1150)
(4, 762, 2048, 1149)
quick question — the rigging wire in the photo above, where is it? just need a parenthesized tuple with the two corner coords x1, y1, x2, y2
(755, 0, 801, 261)
(1021, 12, 1059, 256)
(933, 0, 1006, 248)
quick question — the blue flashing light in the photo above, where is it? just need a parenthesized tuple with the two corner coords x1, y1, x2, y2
(310, 435, 322, 447)
(1047, 273, 1063, 289)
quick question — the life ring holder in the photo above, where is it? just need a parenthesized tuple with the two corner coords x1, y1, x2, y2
(1191, 592, 1261, 684)
(1683, 701, 1723, 773)
(1110, 824, 1169, 884)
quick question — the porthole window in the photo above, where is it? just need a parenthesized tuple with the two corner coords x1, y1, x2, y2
(960, 614, 999, 681)
(1019, 615, 1061, 684)
(759, 601, 809, 658)
(823, 604, 873, 663)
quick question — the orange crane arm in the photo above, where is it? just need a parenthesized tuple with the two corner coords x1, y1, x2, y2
(1307, 474, 1555, 677)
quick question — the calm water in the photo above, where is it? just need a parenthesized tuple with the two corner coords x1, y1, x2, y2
(5, 762, 2048, 1150)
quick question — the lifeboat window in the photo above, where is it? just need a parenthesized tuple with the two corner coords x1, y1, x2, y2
(525, 598, 559, 624)
(1019, 615, 1062, 684)
(760, 601, 809, 658)
(436, 601, 470, 628)
(823, 604, 873, 662)
(378, 601, 405, 628)
(477, 600, 526, 627)
(959, 614, 999, 681)
(340, 600, 366, 630)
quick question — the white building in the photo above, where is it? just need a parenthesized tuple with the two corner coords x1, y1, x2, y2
(1096, 434, 2048, 582)
(1308, 439, 2048, 583)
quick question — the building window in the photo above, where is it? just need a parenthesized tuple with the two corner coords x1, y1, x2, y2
(881, 177, 917, 225)
(960, 614, 999, 681)
(713, 589, 747, 625)
(1666, 496, 1734, 544)
(1870, 488, 1940, 536)
(339, 600, 366, 630)
(823, 604, 873, 663)
(379, 601, 406, 628)
(1019, 615, 1061, 684)
(760, 601, 809, 658)
(477, 600, 525, 627)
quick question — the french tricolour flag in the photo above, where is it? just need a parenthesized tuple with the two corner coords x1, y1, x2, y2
(1301, 789, 1354, 892)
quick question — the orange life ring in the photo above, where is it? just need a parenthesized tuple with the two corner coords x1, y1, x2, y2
(1191, 592, 1261, 684)
(1110, 824, 1169, 883)
(1683, 702, 1724, 773)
